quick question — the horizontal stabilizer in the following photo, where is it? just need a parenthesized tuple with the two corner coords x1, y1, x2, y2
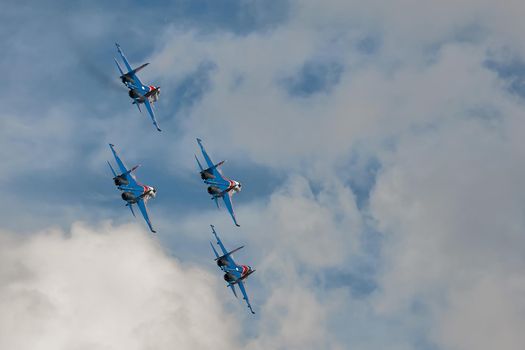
(215, 245, 244, 261)
(207, 160, 225, 172)
(120, 62, 149, 81)
(114, 164, 140, 179)
(200, 161, 226, 181)
(125, 164, 141, 176)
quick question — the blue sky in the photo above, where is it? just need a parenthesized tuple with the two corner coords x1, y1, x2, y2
(1, 1, 525, 350)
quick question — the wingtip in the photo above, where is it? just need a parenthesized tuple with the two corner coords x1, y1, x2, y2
(196, 138, 202, 143)
(235, 224, 240, 227)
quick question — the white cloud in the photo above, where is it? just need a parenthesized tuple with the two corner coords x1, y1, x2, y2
(0, 221, 348, 350)
(0, 222, 239, 350)
(370, 118, 525, 349)
(144, 4, 525, 348)
(3, 1, 525, 349)
(435, 272, 525, 350)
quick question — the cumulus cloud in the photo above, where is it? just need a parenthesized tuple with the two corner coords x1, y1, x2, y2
(370, 118, 525, 349)
(0, 221, 346, 350)
(0, 223, 239, 350)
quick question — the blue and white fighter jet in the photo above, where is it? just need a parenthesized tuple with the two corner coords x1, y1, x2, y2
(114, 43, 162, 132)
(107, 144, 157, 233)
(210, 225, 255, 314)
(195, 138, 242, 227)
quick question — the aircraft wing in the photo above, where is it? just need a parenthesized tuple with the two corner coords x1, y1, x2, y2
(109, 144, 139, 188)
(136, 199, 156, 233)
(143, 98, 162, 132)
(222, 191, 240, 227)
(237, 280, 255, 314)
(196, 138, 227, 183)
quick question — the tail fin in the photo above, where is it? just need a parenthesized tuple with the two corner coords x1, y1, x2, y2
(132, 100, 142, 113)
(126, 203, 136, 217)
(114, 58, 124, 76)
(228, 284, 238, 298)
(210, 241, 220, 259)
(195, 154, 204, 171)
(107, 161, 117, 177)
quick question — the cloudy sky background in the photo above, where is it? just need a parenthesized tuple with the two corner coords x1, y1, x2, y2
(1, 1, 525, 349)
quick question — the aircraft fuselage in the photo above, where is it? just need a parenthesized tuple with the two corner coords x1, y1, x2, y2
(126, 83, 160, 104)
(119, 185, 156, 204)
(204, 179, 242, 198)
(221, 263, 253, 283)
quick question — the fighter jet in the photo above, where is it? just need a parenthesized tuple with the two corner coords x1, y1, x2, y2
(209, 225, 255, 314)
(195, 138, 242, 227)
(114, 43, 162, 131)
(107, 144, 157, 233)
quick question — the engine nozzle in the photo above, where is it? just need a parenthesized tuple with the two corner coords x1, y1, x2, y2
(208, 186, 221, 195)
(121, 192, 135, 203)
(113, 175, 129, 186)
(223, 273, 236, 283)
